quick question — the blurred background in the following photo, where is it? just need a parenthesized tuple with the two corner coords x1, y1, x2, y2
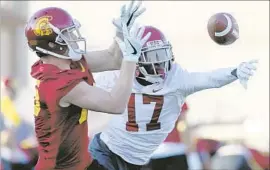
(1, 1, 269, 170)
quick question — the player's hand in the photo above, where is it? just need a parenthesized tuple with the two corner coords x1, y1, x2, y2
(113, 0, 146, 33)
(236, 59, 258, 89)
(115, 21, 151, 62)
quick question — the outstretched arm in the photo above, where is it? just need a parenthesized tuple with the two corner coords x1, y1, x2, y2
(84, 0, 146, 72)
(178, 60, 258, 96)
(179, 67, 237, 96)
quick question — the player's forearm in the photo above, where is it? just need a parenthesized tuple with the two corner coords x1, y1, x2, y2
(109, 61, 136, 113)
(85, 41, 122, 72)
(108, 40, 123, 69)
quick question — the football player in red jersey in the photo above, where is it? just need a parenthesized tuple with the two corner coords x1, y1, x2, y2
(25, 1, 151, 170)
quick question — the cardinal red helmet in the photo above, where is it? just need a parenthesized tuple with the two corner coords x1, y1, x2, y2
(25, 7, 86, 61)
(136, 26, 174, 83)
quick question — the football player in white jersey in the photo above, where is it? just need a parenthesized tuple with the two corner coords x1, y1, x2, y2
(89, 25, 258, 170)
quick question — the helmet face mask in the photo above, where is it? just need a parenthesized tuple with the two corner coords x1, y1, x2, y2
(52, 19, 86, 55)
(136, 28, 174, 84)
(139, 48, 173, 77)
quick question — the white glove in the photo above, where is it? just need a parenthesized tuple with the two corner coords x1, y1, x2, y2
(236, 59, 258, 89)
(113, 0, 146, 33)
(115, 21, 151, 62)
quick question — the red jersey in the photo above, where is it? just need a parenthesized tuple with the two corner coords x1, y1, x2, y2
(30, 57, 94, 170)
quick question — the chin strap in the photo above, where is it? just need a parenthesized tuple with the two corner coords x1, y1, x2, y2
(36, 46, 82, 61)
(137, 66, 166, 84)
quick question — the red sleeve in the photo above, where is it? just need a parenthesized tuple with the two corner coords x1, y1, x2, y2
(39, 70, 87, 113)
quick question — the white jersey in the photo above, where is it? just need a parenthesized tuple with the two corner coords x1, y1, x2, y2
(95, 63, 237, 165)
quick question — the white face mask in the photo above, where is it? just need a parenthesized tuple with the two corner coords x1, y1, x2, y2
(137, 40, 174, 82)
(67, 45, 83, 61)
(38, 19, 86, 61)
(58, 24, 86, 53)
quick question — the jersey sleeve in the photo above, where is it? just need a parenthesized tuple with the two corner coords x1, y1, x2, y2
(39, 71, 87, 112)
(55, 74, 84, 99)
(175, 64, 238, 97)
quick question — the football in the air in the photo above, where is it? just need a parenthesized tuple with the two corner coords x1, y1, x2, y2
(207, 12, 239, 45)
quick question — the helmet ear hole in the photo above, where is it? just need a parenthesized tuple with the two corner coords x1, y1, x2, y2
(33, 41, 68, 58)
(48, 42, 57, 48)
(47, 42, 68, 54)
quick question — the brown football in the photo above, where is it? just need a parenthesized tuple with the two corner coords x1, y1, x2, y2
(207, 12, 239, 45)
